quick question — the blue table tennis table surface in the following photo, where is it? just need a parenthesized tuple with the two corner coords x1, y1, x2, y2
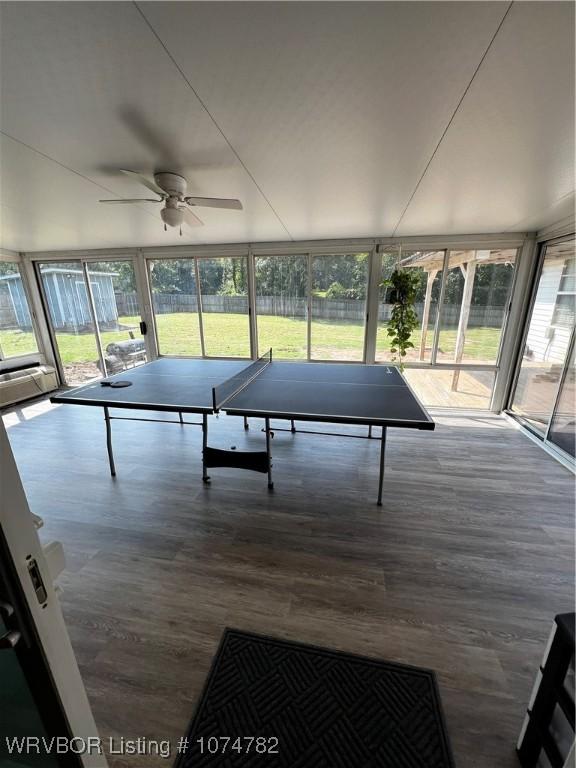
(51, 357, 434, 429)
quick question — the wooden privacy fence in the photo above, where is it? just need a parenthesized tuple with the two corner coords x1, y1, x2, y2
(114, 292, 506, 328)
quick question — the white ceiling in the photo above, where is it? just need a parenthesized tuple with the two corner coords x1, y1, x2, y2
(0, 1, 573, 252)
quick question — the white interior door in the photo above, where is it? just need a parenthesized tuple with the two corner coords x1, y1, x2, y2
(0, 419, 106, 768)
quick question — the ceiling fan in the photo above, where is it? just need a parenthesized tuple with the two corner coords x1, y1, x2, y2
(99, 170, 243, 233)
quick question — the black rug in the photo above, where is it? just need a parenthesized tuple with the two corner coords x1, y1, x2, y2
(175, 629, 454, 767)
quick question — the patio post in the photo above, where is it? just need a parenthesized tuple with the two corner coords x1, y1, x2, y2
(451, 258, 478, 390)
(419, 269, 438, 360)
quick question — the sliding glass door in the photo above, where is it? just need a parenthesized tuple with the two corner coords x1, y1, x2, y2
(38, 262, 102, 386)
(548, 338, 575, 458)
(39, 259, 147, 386)
(86, 260, 147, 374)
(510, 236, 575, 458)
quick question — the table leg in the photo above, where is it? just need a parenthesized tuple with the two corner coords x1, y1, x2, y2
(244, 416, 249, 431)
(290, 419, 296, 434)
(104, 406, 116, 477)
(202, 413, 210, 484)
(179, 411, 184, 425)
(265, 417, 274, 490)
(368, 424, 373, 438)
(377, 426, 387, 506)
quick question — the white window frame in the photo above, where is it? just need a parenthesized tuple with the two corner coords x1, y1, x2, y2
(24, 232, 529, 410)
(0, 249, 45, 371)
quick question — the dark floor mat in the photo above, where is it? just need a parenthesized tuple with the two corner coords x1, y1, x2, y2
(175, 629, 455, 767)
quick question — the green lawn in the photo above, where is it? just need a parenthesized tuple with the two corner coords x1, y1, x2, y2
(1, 312, 503, 366)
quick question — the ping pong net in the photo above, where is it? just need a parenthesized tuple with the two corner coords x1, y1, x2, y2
(212, 349, 272, 412)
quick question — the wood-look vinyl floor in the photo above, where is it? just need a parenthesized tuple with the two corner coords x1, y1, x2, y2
(4, 401, 575, 768)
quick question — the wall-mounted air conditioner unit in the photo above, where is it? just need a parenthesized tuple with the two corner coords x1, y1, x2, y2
(0, 365, 58, 408)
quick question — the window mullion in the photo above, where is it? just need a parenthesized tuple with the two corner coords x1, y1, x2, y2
(430, 250, 448, 366)
(194, 257, 206, 358)
(134, 250, 158, 361)
(247, 249, 258, 359)
(364, 246, 380, 364)
(81, 261, 107, 376)
(306, 254, 312, 361)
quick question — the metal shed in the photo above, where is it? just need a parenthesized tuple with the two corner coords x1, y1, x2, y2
(0, 273, 33, 329)
(37, 267, 119, 331)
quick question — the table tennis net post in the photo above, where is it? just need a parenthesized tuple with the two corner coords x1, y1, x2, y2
(212, 349, 272, 412)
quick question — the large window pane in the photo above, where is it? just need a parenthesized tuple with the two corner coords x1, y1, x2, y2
(377, 251, 444, 362)
(86, 261, 147, 375)
(39, 262, 101, 386)
(511, 238, 575, 435)
(549, 339, 575, 457)
(437, 249, 517, 365)
(0, 262, 39, 359)
(198, 257, 250, 357)
(255, 255, 308, 359)
(149, 259, 201, 356)
(311, 253, 368, 361)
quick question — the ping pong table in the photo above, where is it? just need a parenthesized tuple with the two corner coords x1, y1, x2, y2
(50, 351, 434, 505)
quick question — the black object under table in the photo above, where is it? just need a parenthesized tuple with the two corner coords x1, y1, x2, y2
(175, 629, 455, 767)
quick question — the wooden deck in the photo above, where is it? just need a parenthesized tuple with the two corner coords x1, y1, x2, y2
(4, 399, 574, 768)
(405, 368, 495, 409)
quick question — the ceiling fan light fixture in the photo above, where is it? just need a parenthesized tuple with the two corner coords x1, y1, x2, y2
(160, 207, 184, 229)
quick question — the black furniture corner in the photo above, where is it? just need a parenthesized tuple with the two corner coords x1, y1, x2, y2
(517, 613, 575, 768)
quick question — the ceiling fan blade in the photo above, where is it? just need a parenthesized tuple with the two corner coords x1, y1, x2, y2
(181, 207, 204, 227)
(99, 198, 162, 204)
(184, 196, 243, 210)
(120, 169, 166, 197)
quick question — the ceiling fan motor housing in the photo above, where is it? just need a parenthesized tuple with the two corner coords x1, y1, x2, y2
(154, 172, 187, 198)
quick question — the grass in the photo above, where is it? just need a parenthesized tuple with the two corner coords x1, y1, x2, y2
(1, 312, 503, 366)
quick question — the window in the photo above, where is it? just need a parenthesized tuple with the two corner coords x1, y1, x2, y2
(511, 238, 575, 437)
(376, 250, 444, 363)
(198, 257, 250, 357)
(310, 253, 368, 361)
(255, 253, 369, 360)
(548, 340, 575, 458)
(149, 259, 202, 356)
(0, 262, 39, 360)
(149, 256, 250, 358)
(86, 261, 147, 373)
(255, 255, 308, 359)
(437, 249, 516, 365)
(38, 261, 102, 386)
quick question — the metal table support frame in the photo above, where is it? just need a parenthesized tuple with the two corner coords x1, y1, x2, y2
(101, 407, 204, 478)
(265, 417, 274, 490)
(202, 413, 210, 484)
(377, 427, 387, 507)
(101, 408, 389, 506)
(259, 418, 387, 505)
(104, 406, 116, 478)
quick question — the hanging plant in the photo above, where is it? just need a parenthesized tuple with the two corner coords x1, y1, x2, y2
(383, 268, 420, 370)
